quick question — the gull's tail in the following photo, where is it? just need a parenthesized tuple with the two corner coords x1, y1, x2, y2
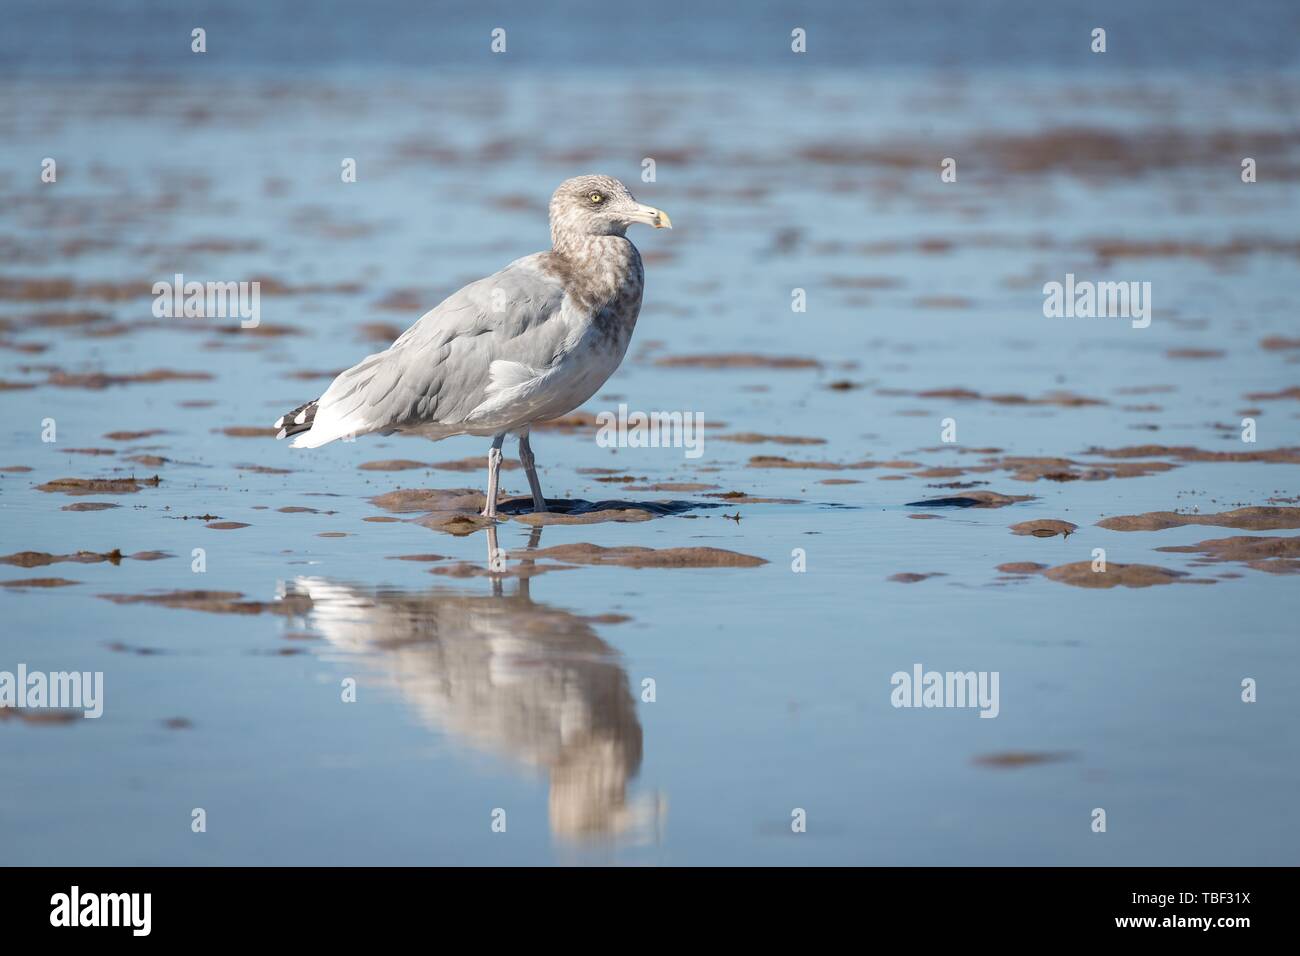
(274, 400, 319, 441)
(274, 346, 394, 447)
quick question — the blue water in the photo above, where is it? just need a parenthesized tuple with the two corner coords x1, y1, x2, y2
(6, 0, 1300, 75)
(1, 4, 1298, 865)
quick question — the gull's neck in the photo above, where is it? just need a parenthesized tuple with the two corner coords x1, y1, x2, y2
(543, 232, 643, 311)
(550, 226, 628, 261)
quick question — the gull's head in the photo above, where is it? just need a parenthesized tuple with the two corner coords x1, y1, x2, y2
(549, 174, 671, 247)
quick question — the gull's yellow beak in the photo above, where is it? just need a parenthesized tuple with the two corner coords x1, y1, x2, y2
(629, 202, 672, 229)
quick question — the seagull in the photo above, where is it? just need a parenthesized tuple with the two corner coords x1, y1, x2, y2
(274, 174, 671, 518)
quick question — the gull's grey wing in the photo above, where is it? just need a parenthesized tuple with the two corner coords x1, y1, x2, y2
(292, 254, 569, 446)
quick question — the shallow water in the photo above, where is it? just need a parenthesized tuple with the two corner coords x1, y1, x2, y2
(2, 7, 1299, 864)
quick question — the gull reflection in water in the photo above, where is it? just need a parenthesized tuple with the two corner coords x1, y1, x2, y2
(278, 526, 664, 843)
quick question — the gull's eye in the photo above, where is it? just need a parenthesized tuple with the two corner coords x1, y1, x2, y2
(589, 192, 604, 204)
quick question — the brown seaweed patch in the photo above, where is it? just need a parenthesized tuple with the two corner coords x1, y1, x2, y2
(654, 353, 821, 370)
(61, 502, 120, 512)
(417, 512, 497, 535)
(1156, 535, 1300, 574)
(1089, 236, 1300, 259)
(216, 426, 278, 438)
(889, 572, 946, 583)
(358, 322, 405, 342)
(528, 543, 765, 568)
(1245, 386, 1300, 401)
(996, 562, 1048, 574)
(37, 475, 160, 495)
(104, 429, 168, 441)
(0, 549, 152, 567)
(1261, 337, 1300, 351)
(703, 491, 802, 504)
(804, 129, 1300, 180)
(986, 455, 1176, 482)
(1084, 444, 1300, 464)
(373, 289, 430, 311)
(909, 387, 980, 401)
(211, 323, 302, 339)
(12, 309, 112, 329)
(714, 433, 827, 445)
(0, 277, 152, 302)
(973, 752, 1072, 769)
(994, 391, 1104, 407)
(104, 642, 165, 658)
(0, 339, 50, 355)
(47, 369, 212, 389)
(1042, 561, 1200, 588)
(530, 411, 601, 433)
(371, 487, 487, 513)
(358, 459, 431, 471)
(1010, 519, 1078, 538)
(828, 275, 903, 290)
(244, 276, 363, 296)
(624, 482, 719, 492)
(1, 577, 80, 589)
(427, 457, 520, 472)
(1249, 559, 1300, 574)
(1097, 507, 1300, 532)
(908, 387, 1106, 407)
(914, 295, 974, 309)
(512, 509, 655, 527)
(1166, 348, 1225, 360)
(748, 455, 921, 471)
(98, 590, 312, 615)
(1116, 384, 1177, 395)
(621, 481, 722, 489)
(206, 521, 250, 530)
(370, 486, 504, 534)
(2, 546, 164, 568)
(0, 707, 81, 724)
(284, 368, 344, 382)
(906, 491, 1035, 508)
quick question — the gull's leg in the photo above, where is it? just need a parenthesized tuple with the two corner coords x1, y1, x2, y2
(480, 433, 506, 518)
(518, 429, 548, 513)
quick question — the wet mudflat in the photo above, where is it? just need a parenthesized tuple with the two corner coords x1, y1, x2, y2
(2, 58, 1298, 865)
